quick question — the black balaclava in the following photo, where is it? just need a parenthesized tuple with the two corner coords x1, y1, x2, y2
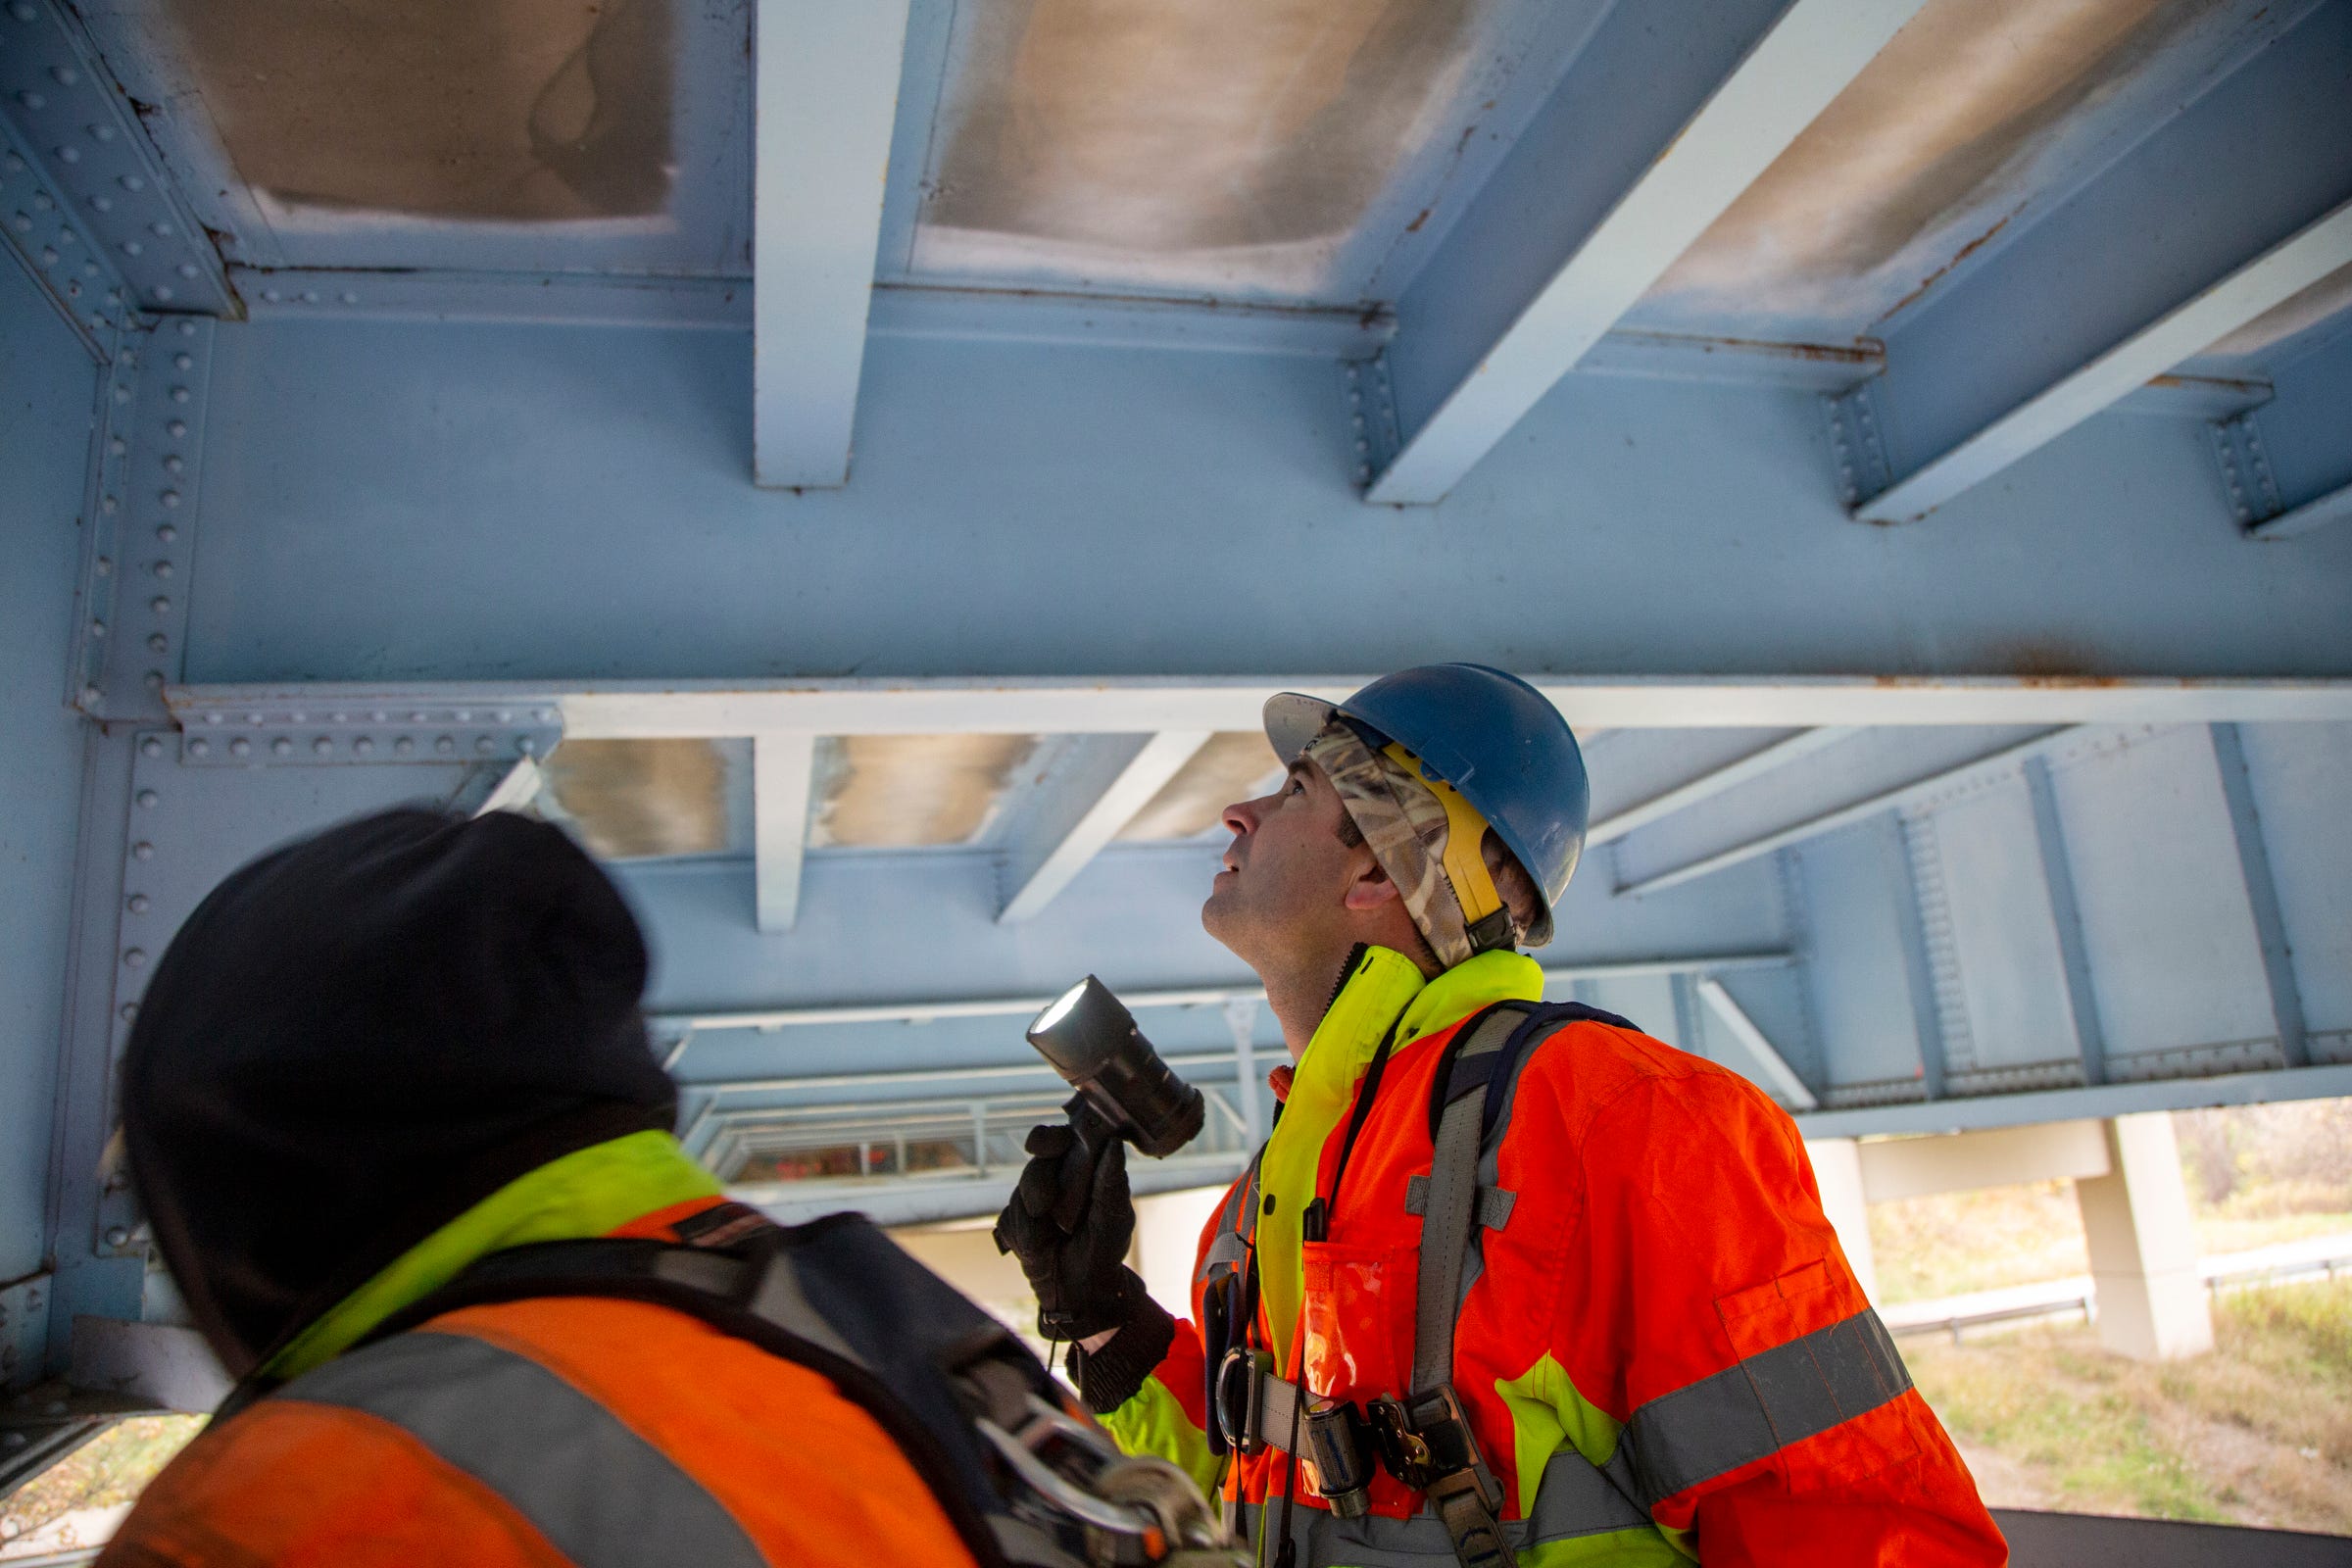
(122, 808, 678, 1378)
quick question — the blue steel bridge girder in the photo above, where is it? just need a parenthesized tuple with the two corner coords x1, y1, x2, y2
(1838, 0, 2352, 525)
(1366, 0, 1935, 505)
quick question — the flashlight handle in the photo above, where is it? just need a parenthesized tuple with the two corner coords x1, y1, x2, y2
(1053, 1095, 1119, 1234)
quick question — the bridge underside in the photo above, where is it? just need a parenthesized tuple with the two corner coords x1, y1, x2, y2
(3, 0, 2349, 1397)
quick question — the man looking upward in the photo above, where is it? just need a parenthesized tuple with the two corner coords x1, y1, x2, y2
(999, 664, 2002, 1567)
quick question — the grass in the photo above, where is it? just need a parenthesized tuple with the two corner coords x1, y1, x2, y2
(1, 1415, 205, 1551)
(1907, 1275, 2352, 1534)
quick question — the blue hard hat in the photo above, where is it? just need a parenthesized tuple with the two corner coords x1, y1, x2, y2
(1263, 664, 1588, 945)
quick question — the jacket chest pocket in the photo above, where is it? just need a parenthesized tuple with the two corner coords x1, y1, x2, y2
(1300, 1240, 1420, 1404)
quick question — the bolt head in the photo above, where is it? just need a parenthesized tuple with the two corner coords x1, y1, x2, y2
(228, 737, 251, 757)
(313, 736, 333, 756)
(140, 737, 161, 758)
(122, 949, 146, 968)
(147, 633, 168, 654)
(270, 737, 292, 757)
(105, 1227, 130, 1248)
(132, 841, 154, 859)
(150, 595, 171, 613)
(157, 522, 177, 542)
(435, 736, 456, 756)
(353, 736, 374, 756)
(394, 736, 416, 757)
(185, 735, 206, 755)
(127, 894, 150, 913)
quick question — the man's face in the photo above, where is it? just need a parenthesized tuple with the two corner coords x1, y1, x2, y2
(1201, 758, 1365, 969)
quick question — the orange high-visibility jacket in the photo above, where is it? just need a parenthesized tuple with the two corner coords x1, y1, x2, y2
(1103, 948, 2006, 1567)
(99, 1198, 981, 1568)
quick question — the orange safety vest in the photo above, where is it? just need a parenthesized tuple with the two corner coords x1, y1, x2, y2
(98, 1200, 985, 1568)
(1145, 998, 2008, 1566)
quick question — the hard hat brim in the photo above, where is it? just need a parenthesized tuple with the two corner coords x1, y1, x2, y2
(1262, 692, 1338, 764)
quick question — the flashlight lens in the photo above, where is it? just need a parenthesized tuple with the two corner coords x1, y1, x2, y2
(1033, 979, 1089, 1036)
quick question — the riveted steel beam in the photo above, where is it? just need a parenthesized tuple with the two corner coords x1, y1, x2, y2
(1695, 976, 1817, 1111)
(999, 731, 1215, 924)
(1794, 1063, 2352, 1141)
(651, 951, 1795, 1037)
(1617, 728, 2088, 898)
(1853, 199, 2352, 525)
(1367, 0, 1934, 505)
(173, 696, 563, 768)
(1588, 728, 1860, 847)
(2022, 755, 2109, 1088)
(0, 0, 230, 320)
(168, 678, 2352, 744)
(2209, 723, 2309, 1070)
(2246, 477, 2352, 543)
(68, 318, 211, 722)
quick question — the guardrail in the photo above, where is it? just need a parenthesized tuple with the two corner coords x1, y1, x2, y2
(1887, 1243, 2352, 1346)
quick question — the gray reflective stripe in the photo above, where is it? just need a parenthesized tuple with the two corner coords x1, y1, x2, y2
(1203, 1229, 1250, 1270)
(1625, 1306, 1913, 1505)
(1233, 1447, 1654, 1568)
(282, 1330, 767, 1568)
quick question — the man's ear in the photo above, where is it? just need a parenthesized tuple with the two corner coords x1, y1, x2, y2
(1341, 855, 1402, 912)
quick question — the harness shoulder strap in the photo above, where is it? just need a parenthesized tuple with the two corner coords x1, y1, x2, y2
(1414, 999, 1640, 1390)
(347, 1212, 1235, 1568)
(1411, 1004, 1530, 1396)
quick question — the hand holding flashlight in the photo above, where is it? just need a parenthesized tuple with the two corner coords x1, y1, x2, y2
(994, 977, 1207, 1343)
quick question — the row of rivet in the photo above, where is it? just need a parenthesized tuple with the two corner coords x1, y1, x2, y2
(0, 0, 214, 313)
(191, 707, 562, 726)
(184, 731, 544, 760)
(79, 318, 201, 709)
(103, 731, 173, 1254)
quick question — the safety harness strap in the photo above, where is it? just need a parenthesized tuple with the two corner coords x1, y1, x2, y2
(1411, 1005, 1526, 1396)
(1228, 1443, 1653, 1568)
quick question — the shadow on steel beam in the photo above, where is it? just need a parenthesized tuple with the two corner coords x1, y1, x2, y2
(1993, 1508, 2352, 1566)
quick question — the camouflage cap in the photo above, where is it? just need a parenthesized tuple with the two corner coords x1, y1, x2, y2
(1301, 719, 1515, 969)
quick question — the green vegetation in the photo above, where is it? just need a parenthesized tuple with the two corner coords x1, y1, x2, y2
(1908, 1276, 2352, 1534)
(1870, 1099, 2352, 1304)
(1, 1415, 205, 1554)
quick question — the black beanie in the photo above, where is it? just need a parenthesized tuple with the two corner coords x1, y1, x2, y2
(122, 808, 678, 1376)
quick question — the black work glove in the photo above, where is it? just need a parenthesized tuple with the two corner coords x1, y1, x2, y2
(994, 1109, 1137, 1339)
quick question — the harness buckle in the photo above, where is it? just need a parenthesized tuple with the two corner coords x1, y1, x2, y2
(1213, 1348, 1272, 1456)
(1365, 1386, 1502, 1512)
